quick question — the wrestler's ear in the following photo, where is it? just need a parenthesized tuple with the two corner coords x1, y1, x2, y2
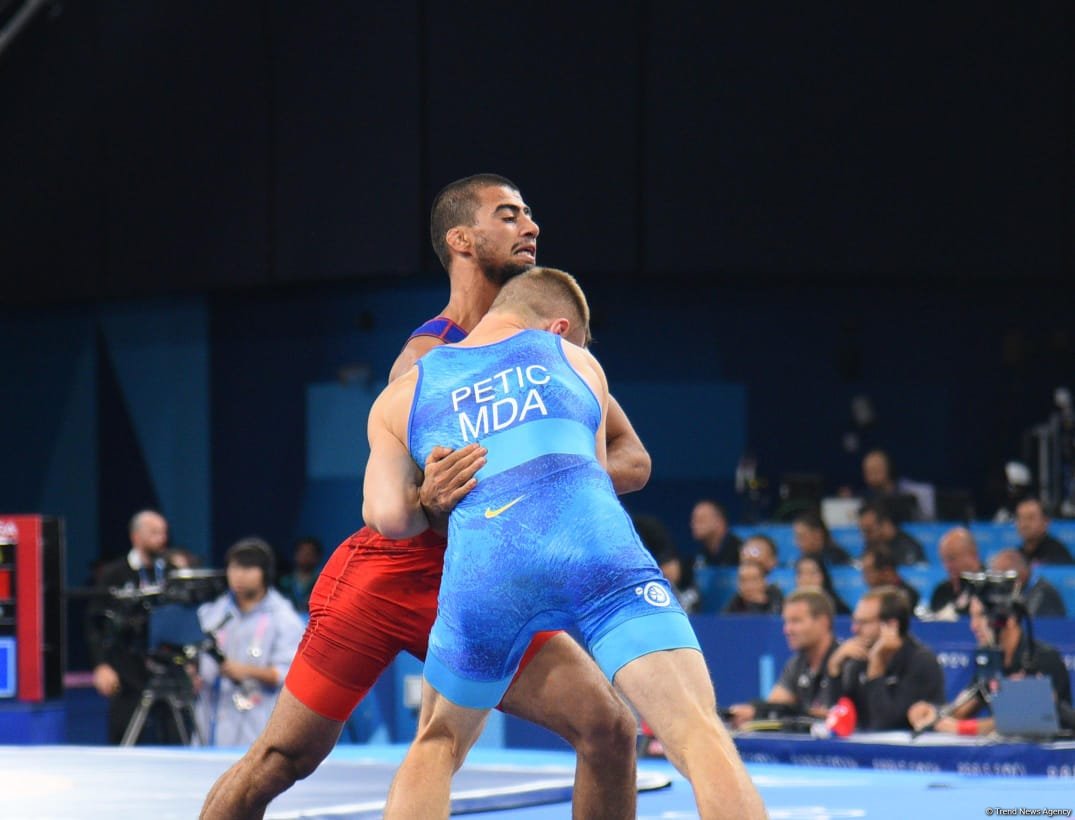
(446, 226, 469, 255)
(546, 317, 570, 338)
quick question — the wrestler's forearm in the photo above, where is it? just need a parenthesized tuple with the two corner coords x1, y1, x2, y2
(607, 438, 651, 494)
(362, 484, 430, 540)
(605, 394, 651, 494)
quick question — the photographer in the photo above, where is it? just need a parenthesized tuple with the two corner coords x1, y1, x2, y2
(195, 538, 304, 746)
(85, 510, 180, 744)
(908, 578, 1074, 736)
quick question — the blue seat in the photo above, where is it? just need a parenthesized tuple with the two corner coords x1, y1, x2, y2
(902, 565, 946, 606)
(830, 565, 866, 610)
(694, 566, 738, 614)
(1050, 521, 1075, 554)
(903, 522, 955, 565)
(767, 567, 796, 597)
(1035, 566, 1075, 616)
(830, 525, 864, 559)
(969, 523, 1018, 561)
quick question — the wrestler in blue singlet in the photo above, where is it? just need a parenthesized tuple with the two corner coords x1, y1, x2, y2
(408, 329, 700, 708)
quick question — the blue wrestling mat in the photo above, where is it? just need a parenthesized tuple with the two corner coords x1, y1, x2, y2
(2, 743, 1072, 819)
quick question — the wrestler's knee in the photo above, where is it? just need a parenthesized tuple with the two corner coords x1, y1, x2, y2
(571, 693, 636, 762)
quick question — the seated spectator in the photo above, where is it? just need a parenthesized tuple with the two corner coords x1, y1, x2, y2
(195, 538, 305, 747)
(1014, 498, 1074, 565)
(795, 554, 851, 615)
(858, 500, 926, 566)
(740, 534, 780, 575)
(633, 513, 699, 614)
(908, 593, 1074, 735)
(861, 449, 920, 523)
(826, 585, 945, 731)
(277, 535, 323, 614)
(861, 545, 920, 611)
(927, 527, 982, 618)
(792, 510, 853, 566)
(722, 559, 783, 615)
(727, 589, 841, 726)
(690, 499, 742, 567)
(989, 549, 1067, 618)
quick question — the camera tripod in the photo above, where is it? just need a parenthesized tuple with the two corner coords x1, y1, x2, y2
(120, 649, 203, 747)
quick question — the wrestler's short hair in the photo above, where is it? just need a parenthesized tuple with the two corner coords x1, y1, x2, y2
(491, 266, 591, 345)
(430, 173, 519, 272)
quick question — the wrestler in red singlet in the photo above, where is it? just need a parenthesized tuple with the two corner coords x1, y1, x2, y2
(285, 316, 554, 721)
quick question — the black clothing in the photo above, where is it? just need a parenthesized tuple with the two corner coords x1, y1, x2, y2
(837, 635, 945, 730)
(1021, 534, 1074, 565)
(928, 580, 974, 616)
(1003, 634, 1072, 708)
(86, 552, 182, 744)
(821, 542, 854, 566)
(893, 578, 920, 612)
(1023, 576, 1067, 617)
(776, 639, 842, 715)
(699, 532, 743, 567)
(889, 529, 926, 566)
(723, 584, 783, 615)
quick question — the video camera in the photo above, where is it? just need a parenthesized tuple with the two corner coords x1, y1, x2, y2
(959, 569, 1024, 624)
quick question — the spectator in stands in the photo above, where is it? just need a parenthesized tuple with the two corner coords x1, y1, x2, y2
(722, 559, 783, 615)
(690, 499, 742, 567)
(861, 545, 920, 611)
(86, 509, 180, 745)
(277, 535, 323, 614)
(989, 549, 1066, 618)
(740, 534, 780, 575)
(727, 588, 841, 726)
(927, 527, 982, 618)
(1014, 498, 1074, 565)
(858, 500, 926, 566)
(792, 510, 853, 566)
(795, 554, 851, 615)
(633, 513, 700, 614)
(826, 586, 945, 730)
(195, 537, 305, 747)
(861, 449, 920, 523)
(908, 593, 1074, 735)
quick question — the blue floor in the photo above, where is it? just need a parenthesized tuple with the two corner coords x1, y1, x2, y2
(2, 743, 1072, 818)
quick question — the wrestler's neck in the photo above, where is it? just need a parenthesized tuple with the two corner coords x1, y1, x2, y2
(439, 263, 502, 332)
(457, 312, 529, 347)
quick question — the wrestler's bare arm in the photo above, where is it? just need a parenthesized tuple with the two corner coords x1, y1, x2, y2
(389, 335, 442, 383)
(605, 394, 650, 495)
(361, 375, 429, 539)
(561, 340, 610, 469)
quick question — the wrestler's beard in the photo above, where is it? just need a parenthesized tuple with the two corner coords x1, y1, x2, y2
(474, 238, 533, 285)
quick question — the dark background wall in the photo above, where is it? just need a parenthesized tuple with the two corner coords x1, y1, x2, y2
(1, 4, 1073, 600)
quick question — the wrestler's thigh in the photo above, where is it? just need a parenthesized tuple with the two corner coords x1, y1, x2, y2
(498, 632, 628, 738)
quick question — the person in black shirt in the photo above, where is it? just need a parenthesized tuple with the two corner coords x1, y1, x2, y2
(908, 594, 1074, 734)
(858, 500, 926, 566)
(795, 555, 851, 615)
(722, 558, 782, 615)
(792, 510, 853, 567)
(826, 585, 945, 730)
(927, 527, 983, 617)
(727, 588, 841, 726)
(989, 549, 1066, 618)
(690, 499, 742, 567)
(861, 544, 920, 612)
(85, 509, 181, 744)
(1015, 498, 1074, 565)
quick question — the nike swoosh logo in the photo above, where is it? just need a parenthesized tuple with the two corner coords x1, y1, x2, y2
(484, 495, 526, 519)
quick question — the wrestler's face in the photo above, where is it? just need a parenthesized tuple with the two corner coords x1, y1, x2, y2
(469, 185, 539, 284)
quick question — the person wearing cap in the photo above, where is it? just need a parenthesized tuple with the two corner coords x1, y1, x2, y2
(194, 537, 305, 746)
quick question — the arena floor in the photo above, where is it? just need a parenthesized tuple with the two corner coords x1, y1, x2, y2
(2, 743, 1073, 819)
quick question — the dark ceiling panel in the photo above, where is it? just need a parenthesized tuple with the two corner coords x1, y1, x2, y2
(271, 3, 422, 281)
(424, 0, 641, 278)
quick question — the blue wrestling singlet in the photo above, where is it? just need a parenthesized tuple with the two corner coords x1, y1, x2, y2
(408, 330, 700, 708)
